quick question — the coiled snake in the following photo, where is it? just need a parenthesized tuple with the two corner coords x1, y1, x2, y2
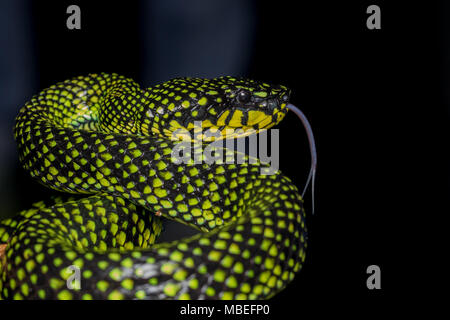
(0, 73, 316, 300)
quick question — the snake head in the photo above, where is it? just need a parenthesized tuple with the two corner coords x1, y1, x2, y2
(141, 77, 290, 141)
(214, 76, 290, 130)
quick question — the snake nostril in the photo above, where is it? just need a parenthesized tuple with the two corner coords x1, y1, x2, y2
(267, 99, 278, 110)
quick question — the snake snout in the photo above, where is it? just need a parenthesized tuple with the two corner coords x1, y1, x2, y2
(266, 90, 290, 112)
(267, 98, 278, 111)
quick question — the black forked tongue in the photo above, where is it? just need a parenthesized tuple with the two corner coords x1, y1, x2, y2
(286, 104, 317, 215)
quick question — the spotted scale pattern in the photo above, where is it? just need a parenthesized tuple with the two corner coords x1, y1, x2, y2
(0, 73, 307, 299)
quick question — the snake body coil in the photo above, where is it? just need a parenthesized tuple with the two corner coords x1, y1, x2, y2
(0, 73, 307, 300)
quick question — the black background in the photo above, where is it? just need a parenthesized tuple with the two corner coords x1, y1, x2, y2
(1, 0, 446, 316)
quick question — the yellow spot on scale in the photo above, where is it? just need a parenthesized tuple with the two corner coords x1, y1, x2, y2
(163, 283, 180, 297)
(254, 91, 268, 97)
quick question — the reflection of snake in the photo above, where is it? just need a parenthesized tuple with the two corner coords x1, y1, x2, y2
(0, 73, 315, 300)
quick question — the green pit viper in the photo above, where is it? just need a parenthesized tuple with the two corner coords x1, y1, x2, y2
(0, 73, 316, 300)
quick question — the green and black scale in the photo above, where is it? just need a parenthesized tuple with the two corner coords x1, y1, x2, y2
(0, 73, 307, 300)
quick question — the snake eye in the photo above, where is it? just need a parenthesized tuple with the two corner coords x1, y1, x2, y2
(237, 91, 251, 104)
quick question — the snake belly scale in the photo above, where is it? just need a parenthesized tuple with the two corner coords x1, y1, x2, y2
(0, 73, 307, 300)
